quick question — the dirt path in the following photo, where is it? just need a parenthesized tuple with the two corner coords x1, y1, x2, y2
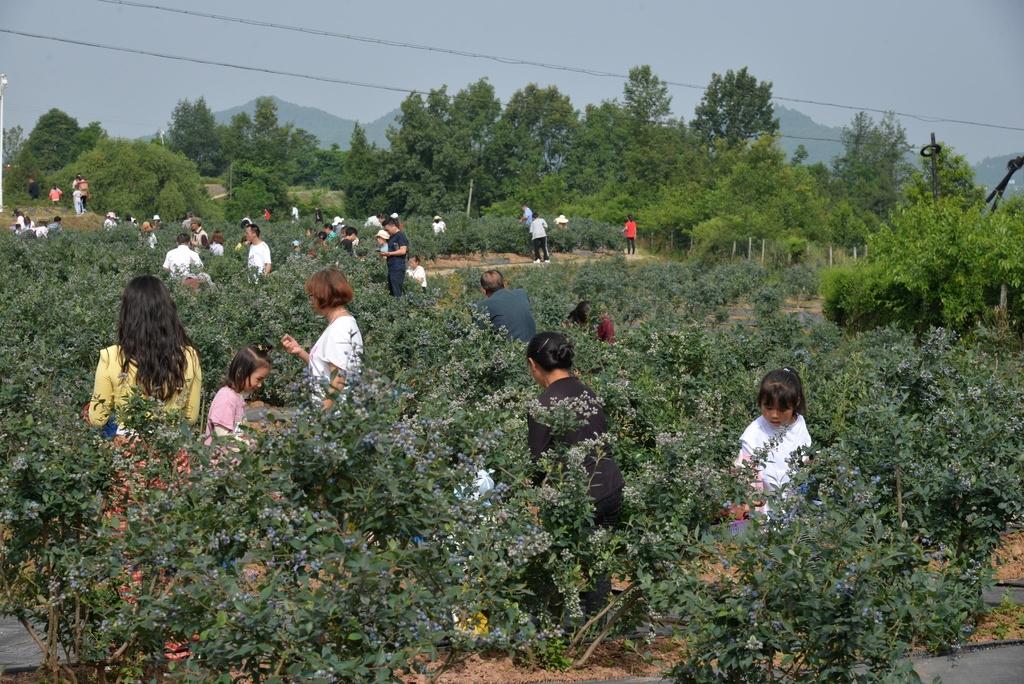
(426, 250, 650, 276)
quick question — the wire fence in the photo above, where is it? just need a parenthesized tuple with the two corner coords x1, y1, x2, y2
(640, 234, 869, 269)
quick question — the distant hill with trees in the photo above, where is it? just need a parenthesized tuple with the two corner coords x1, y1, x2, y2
(212, 96, 397, 150)
(972, 151, 1024, 197)
(774, 105, 846, 165)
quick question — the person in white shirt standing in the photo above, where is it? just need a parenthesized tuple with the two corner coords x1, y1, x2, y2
(432, 215, 446, 234)
(291, 206, 300, 222)
(163, 233, 211, 284)
(245, 224, 272, 277)
(529, 213, 550, 264)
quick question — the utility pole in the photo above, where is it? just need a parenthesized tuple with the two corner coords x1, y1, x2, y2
(465, 177, 474, 217)
(0, 74, 8, 214)
(921, 133, 940, 200)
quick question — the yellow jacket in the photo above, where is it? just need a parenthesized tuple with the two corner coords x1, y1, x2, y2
(88, 345, 202, 427)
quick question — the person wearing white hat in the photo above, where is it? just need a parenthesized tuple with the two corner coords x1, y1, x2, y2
(432, 215, 447, 234)
(389, 212, 399, 219)
(152, 214, 162, 230)
(103, 212, 118, 230)
(554, 215, 569, 229)
(332, 216, 344, 227)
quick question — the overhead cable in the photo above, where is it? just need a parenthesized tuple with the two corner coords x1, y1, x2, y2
(95, 0, 1024, 134)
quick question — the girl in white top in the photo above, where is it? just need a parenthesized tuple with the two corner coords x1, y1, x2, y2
(733, 368, 812, 515)
(281, 269, 363, 408)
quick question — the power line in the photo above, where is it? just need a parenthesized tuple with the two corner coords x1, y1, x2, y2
(0, 29, 922, 154)
(95, 0, 1024, 134)
(0, 29, 419, 96)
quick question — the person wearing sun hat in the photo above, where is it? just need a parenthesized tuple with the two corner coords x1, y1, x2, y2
(332, 216, 344, 228)
(554, 214, 569, 229)
(152, 214, 162, 230)
(432, 215, 447, 234)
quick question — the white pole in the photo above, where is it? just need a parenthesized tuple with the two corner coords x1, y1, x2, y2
(0, 73, 7, 214)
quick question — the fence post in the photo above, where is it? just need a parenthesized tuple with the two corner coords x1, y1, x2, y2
(732, 241, 737, 258)
(761, 239, 765, 264)
(853, 246, 858, 260)
(829, 244, 833, 267)
(864, 243, 868, 259)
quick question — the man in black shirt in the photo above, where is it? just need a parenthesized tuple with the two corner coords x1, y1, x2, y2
(381, 217, 409, 297)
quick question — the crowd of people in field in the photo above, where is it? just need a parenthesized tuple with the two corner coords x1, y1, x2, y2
(53, 189, 803, 658)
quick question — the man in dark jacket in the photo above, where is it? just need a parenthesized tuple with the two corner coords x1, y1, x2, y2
(476, 270, 536, 342)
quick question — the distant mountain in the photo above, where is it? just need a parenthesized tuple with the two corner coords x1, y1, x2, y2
(775, 105, 846, 166)
(212, 96, 398, 150)
(972, 152, 1024, 197)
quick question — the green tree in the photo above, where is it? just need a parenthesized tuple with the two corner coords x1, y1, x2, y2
(486, 84, 579, 202)
(563, 101, 627, 195)
(219, 112, 253, 165)
(2, 125, 24, 164)
(167, 97, 223, 176)
(823, 199, 1023, 331)
(618, 65, 689, 197)
(310, 144, 346, 190)
(905, 142, 985, 209)
(284, 128, 322, 185)
(341, 124, 386, 217)
(249, 96, 290, 170)
(692, 67, 778, 146)
(18, 108, 102, 173)
(832, 111, 913, 220)
(224, 162, 289, 219)
(55, 138, 209, 218)
(791, 144, 809, 165)
(382, 87, 452, 213)
(623, 65, 672, 125)
(447, 78, 502, 210)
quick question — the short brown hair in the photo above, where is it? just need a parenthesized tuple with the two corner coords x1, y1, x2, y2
(305, 268, 354, 310)
(480, 270, 505, 294)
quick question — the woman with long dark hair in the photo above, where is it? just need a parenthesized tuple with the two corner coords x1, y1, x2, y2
(88, 275, 202, 434)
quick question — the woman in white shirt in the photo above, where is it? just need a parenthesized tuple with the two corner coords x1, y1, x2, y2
(281, 269, 363, 407)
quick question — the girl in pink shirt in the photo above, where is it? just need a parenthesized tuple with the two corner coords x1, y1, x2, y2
(205, 345, 271, 445)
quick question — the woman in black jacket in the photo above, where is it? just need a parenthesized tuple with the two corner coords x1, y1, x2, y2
(526, 332, 624, 614)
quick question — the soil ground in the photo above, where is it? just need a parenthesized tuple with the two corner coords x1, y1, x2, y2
(426, 250, 649, 277)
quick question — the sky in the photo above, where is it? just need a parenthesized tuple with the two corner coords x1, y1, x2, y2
(2, 0, 1023, 162)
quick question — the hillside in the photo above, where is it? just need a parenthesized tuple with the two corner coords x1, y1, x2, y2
(774, 105, 846, 165)
(972, 152, 1024, 196)
(212, 96, 398, 150)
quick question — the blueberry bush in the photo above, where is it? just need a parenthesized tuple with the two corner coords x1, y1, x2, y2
(0, 223, 1022, 682)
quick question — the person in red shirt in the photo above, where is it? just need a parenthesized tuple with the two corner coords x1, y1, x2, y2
(623, 214, 637, 255)
(49, 186, 63, 204)
(263, 208, 272, 221)
(567, 301, 615, 344)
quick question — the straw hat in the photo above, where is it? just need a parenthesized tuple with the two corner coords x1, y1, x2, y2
(554, 214, 569, 225)
(375, 229, 390, 241)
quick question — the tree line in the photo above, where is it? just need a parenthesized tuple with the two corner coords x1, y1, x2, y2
(2, 64, 990, 250)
